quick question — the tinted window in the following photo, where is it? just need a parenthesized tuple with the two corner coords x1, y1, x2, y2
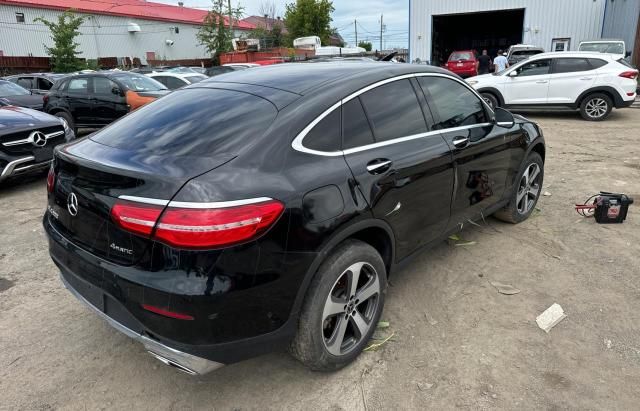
(449, 52, 474, 61)
(93, 77, 119, 94)
(513, 59, 551, 76)
(68, 78, 89, 93)
(91, 88, 277, 157)
(304, 108, 341, 152)
(165, 76, 187, 89)
(587, 58, 607, 69)
(17, 77, 34, 89)
(553, 58, 592, 73)
(342, 98, 375, 149)
(151, 76, 169, 87)
(418, 77, 487, 129)
(37, 78, 53, 90)
(359, 79, 427, 142)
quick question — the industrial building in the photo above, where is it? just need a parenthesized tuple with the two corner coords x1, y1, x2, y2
(0, 0, 255, 64)
(409, 0, 640, 66)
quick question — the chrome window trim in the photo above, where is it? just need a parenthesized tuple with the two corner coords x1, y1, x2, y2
(291, 72, 495, 157)
(118, 195, 273, 209)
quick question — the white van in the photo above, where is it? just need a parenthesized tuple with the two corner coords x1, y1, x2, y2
(578, 39, 630, 60)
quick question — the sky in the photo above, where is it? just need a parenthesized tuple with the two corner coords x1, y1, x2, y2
(155, 0, 410, 49)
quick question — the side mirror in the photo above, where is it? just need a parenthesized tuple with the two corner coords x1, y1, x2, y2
(625, 51, 631, 58)
(508, 70, 518, 77)
(495, 107, 515, 128)
(112, 86, 122, 96)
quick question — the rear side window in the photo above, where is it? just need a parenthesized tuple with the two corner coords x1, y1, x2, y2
(418, 77, 487, 129)
(93, 77, 119, 94)
(91, 88, 277, 157)
(359, 79, 427, 142)
(37, 78, 52, 90)
(587, 59, 607, 69)
(67, 78, 89, 93)
(553, 58, 592, 73)
(617, 58, 633, 69)
(17, 77, 34, 89)
(342, 98, 375, 149)
(304, 109, 341, 152)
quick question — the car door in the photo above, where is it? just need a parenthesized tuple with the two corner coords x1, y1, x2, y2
(547, 58, 597, 104)
(91, 76, 128, 125)
(65, 77, 93, 125)
(417, 76, 513, 227)
(341, 78, 454, 259)
(502, 58, 552, 105)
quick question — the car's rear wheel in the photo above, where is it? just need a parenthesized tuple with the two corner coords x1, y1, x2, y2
(481, 92, 499, 110)
(579, 93, 612, 121)
(290, 240, 387, 371)
(53, 111, 76, 134)
(494, 152, 544, 224)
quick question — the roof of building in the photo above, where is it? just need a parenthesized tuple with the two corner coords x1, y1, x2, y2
(0, 0, 256, 28)
(241, 15, 287, 34)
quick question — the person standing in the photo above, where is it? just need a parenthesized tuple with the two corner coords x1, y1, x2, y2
(494, 50, 509, 72)
(477, 50, 492, 75)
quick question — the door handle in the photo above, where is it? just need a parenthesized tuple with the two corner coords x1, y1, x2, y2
(579, 77, 593, 80)
(452, 137, 469, 148)
(535, 80, 548, 84)
(366, 159, 392, 174)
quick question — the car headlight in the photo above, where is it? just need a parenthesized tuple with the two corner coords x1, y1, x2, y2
(466, 80, 479, 86)
(58, 117, 75, 141)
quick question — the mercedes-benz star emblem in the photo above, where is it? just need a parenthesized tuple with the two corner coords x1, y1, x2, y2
(29, 131, 47, 147)
(67, 193, 79, 217)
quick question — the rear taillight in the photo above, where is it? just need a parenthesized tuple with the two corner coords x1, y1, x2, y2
(46, 166, 55, 193)
(110, 199, 284, 249)
(111, 200, 163, 237)
(619, 71, 638, 80)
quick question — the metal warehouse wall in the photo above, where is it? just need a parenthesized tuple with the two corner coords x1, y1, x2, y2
(601, 0, 640, 51)
(409, 0, 607, 63)
(0, 5, 249, 63)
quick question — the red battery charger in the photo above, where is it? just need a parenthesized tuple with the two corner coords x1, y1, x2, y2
(575, 192, 634, 224)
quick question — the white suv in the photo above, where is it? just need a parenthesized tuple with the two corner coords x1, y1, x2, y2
(466, 52, 638, 121)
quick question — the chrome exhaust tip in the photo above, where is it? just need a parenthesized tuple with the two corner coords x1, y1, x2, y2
(147, 351, 197, 375)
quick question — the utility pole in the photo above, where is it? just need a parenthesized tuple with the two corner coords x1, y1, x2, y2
(379, 14, 383, 52)
(228, 0, 233, 35)
(354, 19, 357, 45)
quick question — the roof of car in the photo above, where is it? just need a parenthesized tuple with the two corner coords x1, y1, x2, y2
(199, 62, 448, 95)
(529, 51, 620, 59)
(147, 72, 205, 79)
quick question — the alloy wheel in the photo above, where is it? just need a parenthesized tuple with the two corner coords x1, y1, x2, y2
(322, 262, 380, 356)
(585, 98, 608, 119)
(516, 163, 541, 214)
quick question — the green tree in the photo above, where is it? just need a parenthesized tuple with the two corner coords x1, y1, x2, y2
(197, 0, 244, 57)
(284, 0, 334, 46)
(358, 41, 372, 52)
(35, 10, 85, 73)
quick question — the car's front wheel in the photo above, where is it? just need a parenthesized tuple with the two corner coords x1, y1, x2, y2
(481, 92, 499, 110)
(53, 111, 77, 134)
(494, 152, 544, 224)
(579, 93, 613, 121)
(290, 240, 387, 371)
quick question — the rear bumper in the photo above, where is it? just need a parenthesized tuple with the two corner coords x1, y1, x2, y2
(59, 271, 224, 375)
(617, 97, 635, 108)
(0, 156, 51, 183)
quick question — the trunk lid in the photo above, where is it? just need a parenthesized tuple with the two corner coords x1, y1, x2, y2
(48, 138, 234, 265)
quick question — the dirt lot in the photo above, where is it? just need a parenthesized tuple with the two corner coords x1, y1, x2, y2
(1, 109, 640, 410)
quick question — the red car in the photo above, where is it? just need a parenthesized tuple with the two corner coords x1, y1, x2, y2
(444, 50, 478, 78)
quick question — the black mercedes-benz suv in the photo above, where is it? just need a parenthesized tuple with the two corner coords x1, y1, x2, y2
(44, 63, 545, 375)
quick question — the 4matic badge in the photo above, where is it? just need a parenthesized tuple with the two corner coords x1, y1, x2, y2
(110, 243, 133, 255)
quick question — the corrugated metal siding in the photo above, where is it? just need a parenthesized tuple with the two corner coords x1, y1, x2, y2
(0, 5, 250, 62)
(602, 0, 640, 51)
(410, 0, 607, 62)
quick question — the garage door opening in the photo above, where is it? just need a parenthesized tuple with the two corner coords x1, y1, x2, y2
(431, 8, 525, 66)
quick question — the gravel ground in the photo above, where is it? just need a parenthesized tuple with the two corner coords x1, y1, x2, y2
(1, 109, 639, 410)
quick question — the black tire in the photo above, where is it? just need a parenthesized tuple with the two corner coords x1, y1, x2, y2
(579, 93, 613, 121)
(53, 111, 76, 134)
(290, 239, 387, 371)
(481, 92, 499, 110)
(494, 152, 544, 224)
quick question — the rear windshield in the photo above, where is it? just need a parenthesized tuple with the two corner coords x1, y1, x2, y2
(185, 75, 207, 83)
(0, 81, 30, 96)
(91, 88, 277, 156)
(579, 42, 624, 54)
(449, 52, 474, 61)
(111, 74, 167, 92)
(512, 50, 543, 57)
